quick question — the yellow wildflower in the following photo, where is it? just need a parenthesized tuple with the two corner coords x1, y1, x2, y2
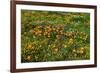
(27, 55, 32, 61)
(68, 38, 74, 44)
(27, 44, 32, 49)
(73, 49, 76, 53)
(63, 44, 67, 48)
(80, 47, 85, 54)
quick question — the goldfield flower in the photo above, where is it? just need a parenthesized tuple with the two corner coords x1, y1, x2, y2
(63, 44, 67, 48)
(47, 34, 50, 38)
(72, 49, 76, 53)
(74, 54, 77, 57)
(52, 48, 59, 54)
(38, 33, 42, 36)
(27, 44, 33, 49)
(29, 29, 34, 33)
(80, 47, 84, 50)
(36, 25, 42, 29)
(39, 45, 42, 48)
(52, 44, 56, 48)
(64, 32, 72, 36)
(80, 50, 84, 54)
(83, 35, 88, 40)
(59, 30, 63, 34)
(56, 35, 60, 38)
(54, 48, 58, 52)
(44, 31, 48, 35)
(64, 32, 68, 36)
(53, 28, 56, 31)
(57, 25, 64, 30)
(68, 38, 74, 44)
(68, 32, 73, 36)
(34, 30, 42, 36)
(46, 25, 51, 29)
(26, 55, 32, 61)
(24, 32, 27, 35)
(79, 47, 85, 54)
(47, 28, 52, 32)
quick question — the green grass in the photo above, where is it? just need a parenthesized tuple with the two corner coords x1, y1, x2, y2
(21, 10, 90, 63)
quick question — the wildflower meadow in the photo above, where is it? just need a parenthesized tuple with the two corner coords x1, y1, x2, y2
(21, 10, 90, 63)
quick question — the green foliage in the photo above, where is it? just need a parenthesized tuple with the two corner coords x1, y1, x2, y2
(21, 10, 90, 63)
